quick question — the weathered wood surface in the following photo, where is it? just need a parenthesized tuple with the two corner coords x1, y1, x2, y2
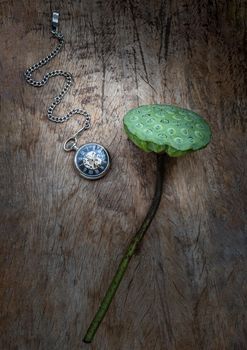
(0, 1, 246, 349)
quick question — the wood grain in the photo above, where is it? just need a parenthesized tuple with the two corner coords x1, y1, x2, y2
(0, 1, 246, 349)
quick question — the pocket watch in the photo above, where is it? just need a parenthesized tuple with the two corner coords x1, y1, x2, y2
(64, 128, 111, 180)
(24, 11, 111, 180)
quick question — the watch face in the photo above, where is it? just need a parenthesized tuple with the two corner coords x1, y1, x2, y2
(74, 143, 110, 180)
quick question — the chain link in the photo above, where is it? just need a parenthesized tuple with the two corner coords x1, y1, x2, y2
(24, 29, 91, 126)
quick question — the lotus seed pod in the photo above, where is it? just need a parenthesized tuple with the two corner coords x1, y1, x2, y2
(123, 104, 212, 157)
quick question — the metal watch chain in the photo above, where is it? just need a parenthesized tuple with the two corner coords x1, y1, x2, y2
(24, 12, 91, 126)
(23, 12, 111, 180)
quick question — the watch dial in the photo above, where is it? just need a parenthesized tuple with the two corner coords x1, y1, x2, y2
(74, 143, 110, 180)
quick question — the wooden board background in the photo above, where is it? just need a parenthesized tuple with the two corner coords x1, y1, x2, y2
(0, 0, 246, 349)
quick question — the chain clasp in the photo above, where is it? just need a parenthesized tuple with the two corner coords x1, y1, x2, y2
(52, 11, 59, 33)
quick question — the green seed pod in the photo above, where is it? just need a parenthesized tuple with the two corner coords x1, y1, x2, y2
(123, 104, 212, 157)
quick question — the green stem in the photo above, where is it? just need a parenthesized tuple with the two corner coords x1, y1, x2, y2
(83, 154, 165, 343)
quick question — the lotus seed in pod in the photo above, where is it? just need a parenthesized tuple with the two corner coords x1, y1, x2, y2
(123, 104, 212, 157)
